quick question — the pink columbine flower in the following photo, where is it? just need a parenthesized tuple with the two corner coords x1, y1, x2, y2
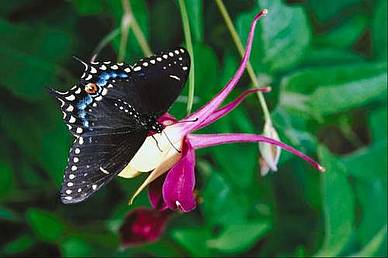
(118, 9, 325, 213)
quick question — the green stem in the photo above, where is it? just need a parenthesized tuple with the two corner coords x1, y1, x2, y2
(119, 0, 152, 62)
(215, 0, 272, 125)
(178, 0, 195, 115)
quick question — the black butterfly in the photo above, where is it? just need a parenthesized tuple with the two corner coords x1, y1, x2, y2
(49, 48, 190, 204)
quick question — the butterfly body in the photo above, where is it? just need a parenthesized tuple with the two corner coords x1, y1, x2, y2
(50, 48, 190, 204)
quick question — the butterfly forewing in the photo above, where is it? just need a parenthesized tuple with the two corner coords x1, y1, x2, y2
(51, 47, 190, 204)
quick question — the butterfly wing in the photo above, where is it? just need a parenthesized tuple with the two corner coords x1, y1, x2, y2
(61, 129, 147, 203)
(109, 47, 191, 116)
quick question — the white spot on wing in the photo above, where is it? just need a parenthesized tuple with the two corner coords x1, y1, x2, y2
(100, 167, 109, 174)
(69, 116, 76, 123)
(169, 75, 180, 81)
(65, 95, 75, 101)
(101, 88, 108, 96)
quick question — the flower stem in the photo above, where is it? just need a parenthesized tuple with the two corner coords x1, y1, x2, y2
(215, 0, 272, 124)
(178, 0, 195, 115)
(119, 0, 152, 62)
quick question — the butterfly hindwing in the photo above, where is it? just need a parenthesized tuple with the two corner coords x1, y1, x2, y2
(61, 129, 147, 203)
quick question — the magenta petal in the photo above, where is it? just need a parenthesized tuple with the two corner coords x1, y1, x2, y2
(148, 175, 168, 211)
(188, 133, 325, 172)
(162, 141, 196, 212)
(197, 87, 271, 130)
(119, 207, 171, 247)
(158, 113, 177, 125)
(181, 10, 268, 134)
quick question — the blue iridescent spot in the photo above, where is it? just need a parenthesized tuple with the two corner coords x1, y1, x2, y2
(97, 79, 107, 87)
(100, 72, 110, 80)
(79, 111, 86, 119)
(119, 72, 128, 78)
(77, 95, 92, 110)
(76, 95, 93, 128)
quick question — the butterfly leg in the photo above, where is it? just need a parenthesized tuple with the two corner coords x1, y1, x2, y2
(163, 130, 181, 153)
(152, 134, 163, 153)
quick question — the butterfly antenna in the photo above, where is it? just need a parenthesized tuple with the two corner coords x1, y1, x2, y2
(163, 131, 181, 153)
(152, 135, 163, 153)
(72, 56, 89, 69)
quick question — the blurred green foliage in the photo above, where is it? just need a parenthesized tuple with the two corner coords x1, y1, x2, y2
(0, 0, 386, 257)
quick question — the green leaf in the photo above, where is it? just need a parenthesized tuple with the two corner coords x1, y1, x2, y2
(257, 0, 311, 72)
(208, 221, 271, 254)
(0, 19, 71, 100)
(0, 103, 70, 184)
(171, 228, 212, 256)
(202, 171, 249, 226)
(372, 0, 387, 60)
(315, 146, 355, 256)
(350, 225, 387, 257)
(60, 237, 93, 257)
(26, 208, 65, 243)
(72, 0, 104, 15)
(186, 0, 203, 42)
(0, 207, 19, 222)
(309, 72, 387, 116)
(0, 162, 14, 198)
(212, 141, 257, 188)
(369, 107, 388, 142)
(342, 141, 387, 180)
(308, 0, 362, 22)
(354, 177, 387, 255)
(1, 234, 35, 255)
(342, 139, 386, 253)
(301, 48, 364, 66)
(192, 42, 219, 101)
(281, 62, 387, 94)
(314, 14, 367, 49)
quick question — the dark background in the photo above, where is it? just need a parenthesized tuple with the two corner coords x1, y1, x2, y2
(0, 0, 386, 256)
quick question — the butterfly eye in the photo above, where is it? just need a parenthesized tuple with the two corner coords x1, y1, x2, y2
(85, 83, 99, 94)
